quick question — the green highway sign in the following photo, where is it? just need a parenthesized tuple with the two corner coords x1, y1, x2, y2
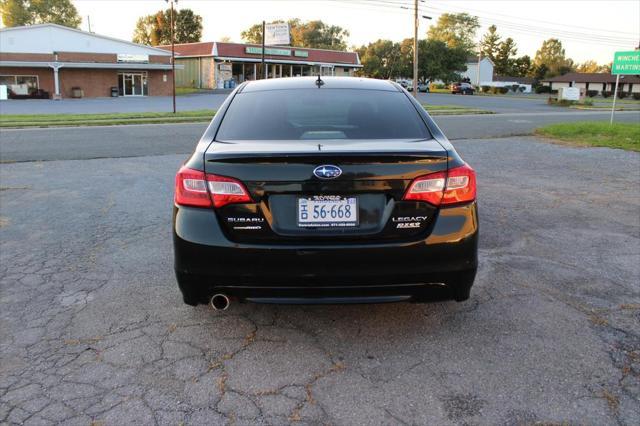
(612, 50, 640, 75)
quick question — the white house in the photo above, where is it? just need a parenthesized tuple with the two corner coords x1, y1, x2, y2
(460, 56, 494, 85)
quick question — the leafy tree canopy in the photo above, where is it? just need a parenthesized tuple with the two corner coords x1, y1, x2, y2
(132, 8, 203, 46)
(357, 38, 467, 84)
(481, 25, 532, 77)
(241, 19, 350, 51)
(427, 13, 480, 54)
(0, 0, 81, 28)
(576, 60, 609, 73)
(533, 38, 575, 78)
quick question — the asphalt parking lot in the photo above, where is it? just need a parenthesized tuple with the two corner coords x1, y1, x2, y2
(1, 132, 638, 424)
(0, 91, 586, 115)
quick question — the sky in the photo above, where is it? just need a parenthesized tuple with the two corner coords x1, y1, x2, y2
(34, 0, 640, 63)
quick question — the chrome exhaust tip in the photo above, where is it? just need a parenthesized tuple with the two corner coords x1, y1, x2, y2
(210, 294, 230, 311)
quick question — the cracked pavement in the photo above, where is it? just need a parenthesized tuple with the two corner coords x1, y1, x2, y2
(0, 135, 638, 425)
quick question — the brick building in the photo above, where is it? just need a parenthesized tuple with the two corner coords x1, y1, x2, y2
(0, 24, 179, 99)
(156, 41, 362, 89)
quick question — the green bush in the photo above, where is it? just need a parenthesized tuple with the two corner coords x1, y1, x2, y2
(536, 86, 551, 94)
(499, 87, 509, 94)
(580, 98, 594, 106)
(518, 86, 526, 93)
(547, 98, 577, 107)
(511, 84, 520, 92)
(618, 91, 628, 99)
(586, 90, 598, 97)
(602, 91, 612, 98)
(633, 93, 640, 100)
(491, 86, 500, 94)
(481, 85, 491, 93)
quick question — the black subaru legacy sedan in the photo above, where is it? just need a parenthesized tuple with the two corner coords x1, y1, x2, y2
(173, 77, 478, 309)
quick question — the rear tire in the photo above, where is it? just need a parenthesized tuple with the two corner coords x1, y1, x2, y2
(452, 270, 477, 302)
(175, 271, 204, 306)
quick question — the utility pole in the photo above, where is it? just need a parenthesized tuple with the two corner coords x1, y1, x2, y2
(166, 0, 177, 113)
(87, 15, 92, 33)
(477, 45, 482, 87)
(413, 0, 418, 98)
(261, 21, 266, 79)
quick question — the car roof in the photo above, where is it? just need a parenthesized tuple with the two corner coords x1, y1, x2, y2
(239, 76, 401, 93)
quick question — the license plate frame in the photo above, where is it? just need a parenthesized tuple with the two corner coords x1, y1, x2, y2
(297, 196, 358, 228)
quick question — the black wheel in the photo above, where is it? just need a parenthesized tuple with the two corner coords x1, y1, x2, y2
(452, 270, 477, 302)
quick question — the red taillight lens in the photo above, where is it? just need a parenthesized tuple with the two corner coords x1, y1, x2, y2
(441, 163, 476, 205)
(206, 173, 252, 208)
(175, 166, 212, 207)
(174, 167, 252, 208)
(403, 171, 446, 205)
(403, 164, 476, 206)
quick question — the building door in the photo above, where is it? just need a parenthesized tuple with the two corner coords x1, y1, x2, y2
(118, 72, 148, 96)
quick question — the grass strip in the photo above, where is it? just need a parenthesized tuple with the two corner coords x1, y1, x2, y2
(0, 110, 217, 128)
(534, 122, 640, 152)
(1, 105, 492, 128)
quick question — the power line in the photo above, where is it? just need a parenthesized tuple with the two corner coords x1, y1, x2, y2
(325, 0, 637, 46)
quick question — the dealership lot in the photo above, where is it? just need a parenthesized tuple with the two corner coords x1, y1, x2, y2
(1, 130, 638, 424)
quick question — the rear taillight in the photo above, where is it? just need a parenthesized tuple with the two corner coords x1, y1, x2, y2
(206, 174, 252, 208)
(174, 166, 252, 208)
(403, 163, 476, 206)
(175, 166, 211, 207)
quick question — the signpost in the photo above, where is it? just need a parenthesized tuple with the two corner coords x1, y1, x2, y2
(610, 50, 640, 124)
(260, 22, 291, 79)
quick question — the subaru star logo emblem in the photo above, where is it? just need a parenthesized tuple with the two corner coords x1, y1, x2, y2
(313, 165, 342, 179)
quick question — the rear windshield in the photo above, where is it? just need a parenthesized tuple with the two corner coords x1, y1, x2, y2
(216, 88, 431, 141)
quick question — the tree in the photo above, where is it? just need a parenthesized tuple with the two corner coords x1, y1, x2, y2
(513, 55, 532, 77)
(132, 14, 159, 46)
(576, 60, 608, 73)
(0, 0, 81, 28)
(427, 13, 480, 54)
(355, 39, 403, 79)
(533, 38, 574, 78)
(481, 26, 529, 76)
(494, 37, 518, 76)
(480, 25, 501, 63)
(419, 39, 468, 83)
(132, 8, 202, 46)
(240, 19, 350, 50)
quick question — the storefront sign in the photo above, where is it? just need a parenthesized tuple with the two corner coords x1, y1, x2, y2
(117, 54, 149, 63)
(612, 50, 640, 75)
(219, 63, 232, 71)
(294, 50, 309, 58)
(245, 46, 291, 56)
(265, 23, 290, 46)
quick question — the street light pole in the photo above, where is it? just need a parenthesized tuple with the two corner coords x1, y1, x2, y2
(166, 0, 177, 113)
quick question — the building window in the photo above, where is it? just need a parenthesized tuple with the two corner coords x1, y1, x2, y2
(0, 75, 38, 96)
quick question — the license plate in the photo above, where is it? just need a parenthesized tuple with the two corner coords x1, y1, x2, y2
(297, 196, 358, 227)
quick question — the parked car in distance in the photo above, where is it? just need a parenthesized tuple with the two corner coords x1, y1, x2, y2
(417, 83, 430, 93)
(451, 82, 475, 95)
(173, 76, 478, 310)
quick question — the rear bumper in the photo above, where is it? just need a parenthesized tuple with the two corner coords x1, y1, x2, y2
(173, 202, 478, 304)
